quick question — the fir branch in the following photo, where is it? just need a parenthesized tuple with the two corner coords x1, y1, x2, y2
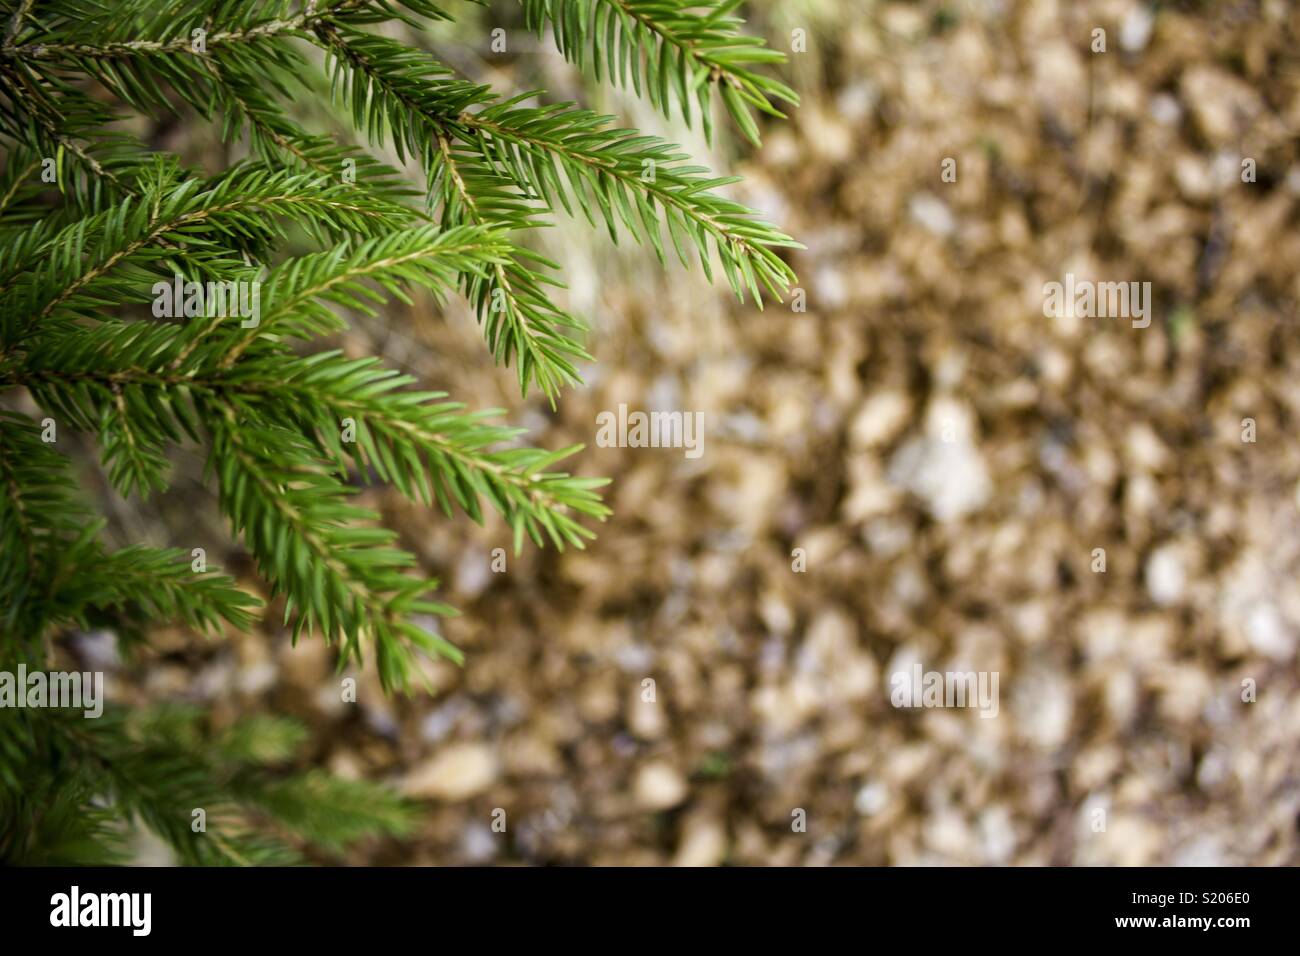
(0, 0, 797, 864)
(520, 0, 799, 145)
(207, 409, 461, 689)
(8, 318, 608, 551)
(1, 161, 415, 340)
(316, 24, 799, 309)
(0, 705, 411, 865)
(0, 411, 257, 638)
(317, 22, 593, 398)
(223, 350, 612, 548)
(53, 542, 262, 640)
(431, 130, 592, 399)
(3, 0, 34, 49)
(458, 104, 801, 303)
(3, 0, 368, 60)
(0, 411, 89, 634)
(0, 57, 138, 197)
(210, 58, 418, 207)
(0, 145, 43, 222)
(218, 223, 509, 363)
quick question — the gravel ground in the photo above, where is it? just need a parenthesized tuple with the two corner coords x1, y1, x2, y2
(91, 0, 1300, 865)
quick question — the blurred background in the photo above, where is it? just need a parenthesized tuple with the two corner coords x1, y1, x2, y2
(82, 0, 1300, 864)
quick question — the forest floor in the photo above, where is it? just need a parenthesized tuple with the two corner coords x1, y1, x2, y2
(112, 0, 1300, 864)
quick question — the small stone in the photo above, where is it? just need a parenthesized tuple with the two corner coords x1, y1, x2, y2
(1145, 544, 1186, 606)
(887, 401, 992, 523)
(454, 549, 492, 599)
(909, 193, 955, 237)
(634, 761, 688, 811)
(402, 742, 499, 801)
(854, 782, 888, 816)
(672, 814, 727, 866)
(1181, 66, 1262, 143)
(1246, 604, 1294, 660)
(849, 391, 912, 448)
(1119, 5, 1154, 52)
(628, 683, 667, 740)
(461, 823, 499, 863)
(1149, 93, 1181, 125)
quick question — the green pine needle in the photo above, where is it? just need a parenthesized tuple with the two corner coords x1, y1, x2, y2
(0, 0, 797, 865)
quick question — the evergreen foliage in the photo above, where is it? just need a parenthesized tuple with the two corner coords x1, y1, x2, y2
(0, 0, 797, 863)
